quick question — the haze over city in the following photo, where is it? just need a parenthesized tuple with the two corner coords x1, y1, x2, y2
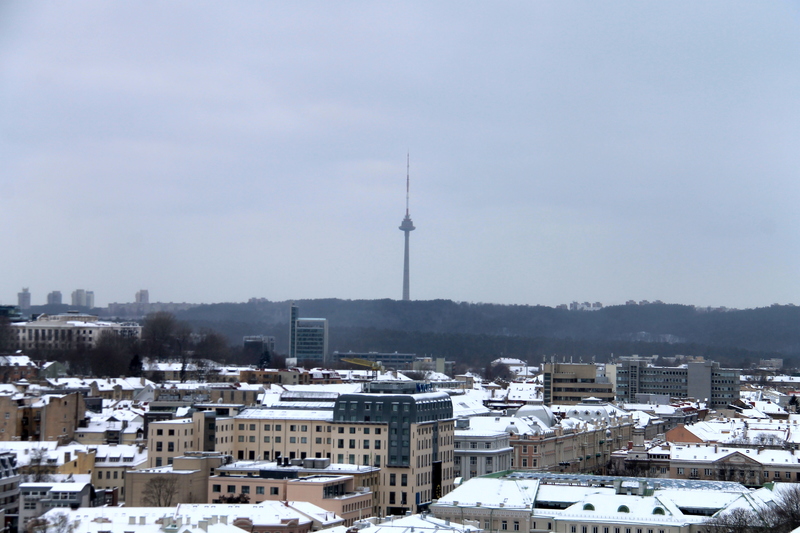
(2, 2, 799, 309)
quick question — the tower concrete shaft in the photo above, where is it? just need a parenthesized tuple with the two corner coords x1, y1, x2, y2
(400, 214, 415, 300)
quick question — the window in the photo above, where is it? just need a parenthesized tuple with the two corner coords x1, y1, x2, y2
(274, 436, 281, 443)
(238, 424, 244, 430)
(227, 485, 236, 493)
(389, 492, 396, 504)
(238, 436, 245, 442)
(401, 474, 407, 486)
(350, 427, 356, 434)
(156, 429, 163, 436)
(375, 428, 381, 435)
(390, 474, 396, 486)
(349, 439, 356, 448)
(618, 506, 630, 513)
(514, 522, 520, 531)
(301, 437, 307, 444)
(677, 468, 684, 475)
(168, 429, 175, 436)
(338, 427, 344, 434)
(290, 425, 296, 431)
(364, 428, 370, 435)
(375, 440, 381, 449)
(289, 437, 296, 443)
(264, 436, 270, 443)
(502, 521, 508, 530)
(275, 424, 281, 431)
(264, 424, 271, 431)
(156, 442, 163, 452)
(270, 487, 279, 495)
(249, 436, 256, 442)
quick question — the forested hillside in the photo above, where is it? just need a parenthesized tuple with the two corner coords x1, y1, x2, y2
(176, 300, 800, 370)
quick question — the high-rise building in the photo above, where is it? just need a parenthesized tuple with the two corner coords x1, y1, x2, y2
(289, 302, 299, 359)
(289, 303, 328, 364)
(294, 318, 328, 364)
(135, 290, 149, 304)
(17, 288, 30, 310)
(399, 155, 415, 301)
(46, 291, 62, 305)
(71, 289, 94, 308)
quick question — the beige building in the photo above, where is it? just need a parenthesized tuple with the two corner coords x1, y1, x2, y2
(0, 392, 86, 443)
(124, 452, 229, 506)
(210, 470, 372, 526)
(147, 412, 235, 467)
(542, 363, 614, 405)
(232, 410, 333, 462)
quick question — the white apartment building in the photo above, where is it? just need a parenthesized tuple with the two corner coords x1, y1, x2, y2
(10, 313, 141, 351)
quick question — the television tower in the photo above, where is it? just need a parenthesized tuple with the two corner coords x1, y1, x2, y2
(399, 154, 415, 301)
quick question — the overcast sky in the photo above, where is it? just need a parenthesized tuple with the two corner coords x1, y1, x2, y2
(2, 2, 800, 309)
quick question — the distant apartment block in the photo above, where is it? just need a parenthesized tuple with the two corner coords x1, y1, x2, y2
(134, 290, 149, 304)
(542, 363, 614, 405)
(46, 291, 62, 305)
(71, 289, 94, 308)
(614, 357, 740, 408)
(17, 288, 31, 310)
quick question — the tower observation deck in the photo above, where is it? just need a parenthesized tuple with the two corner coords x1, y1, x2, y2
(400, 155, 415, 301)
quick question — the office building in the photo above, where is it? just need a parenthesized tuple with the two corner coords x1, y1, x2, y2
(288, 303, 328, 364)
(541, 363, 614, 405)
(334, 381, 455, 515)
(17, 289, 30, 310)
(614, 358, 740, 408)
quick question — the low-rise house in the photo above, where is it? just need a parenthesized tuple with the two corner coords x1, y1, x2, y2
(19, 478, 97, 533)
(35, 501, 336, 533)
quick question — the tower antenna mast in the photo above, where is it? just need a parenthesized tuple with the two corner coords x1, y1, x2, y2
(406, 152, 410, 216)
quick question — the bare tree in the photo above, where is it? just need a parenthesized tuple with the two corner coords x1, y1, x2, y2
(25, 447, 52, 483)
(142, 476, 179, 507)
(46, 513, 76, 533)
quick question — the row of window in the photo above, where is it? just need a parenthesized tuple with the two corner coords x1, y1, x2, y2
(212, 484, 275, 495)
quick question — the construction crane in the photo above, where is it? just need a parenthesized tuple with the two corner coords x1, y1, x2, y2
(341, 358, 384, 380)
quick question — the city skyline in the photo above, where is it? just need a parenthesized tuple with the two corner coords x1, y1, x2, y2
(2, 3, 799, 309)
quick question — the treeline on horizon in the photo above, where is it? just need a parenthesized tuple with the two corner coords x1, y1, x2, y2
(174, 299, 800, 371)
